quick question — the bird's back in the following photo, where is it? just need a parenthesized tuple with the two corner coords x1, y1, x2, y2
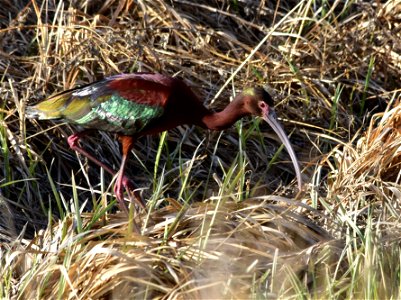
(26, 73, 177, 135)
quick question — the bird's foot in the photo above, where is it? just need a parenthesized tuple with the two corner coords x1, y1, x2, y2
(67, 134, 81, 149)
(114, 177, 146, 212)
(114, 180, 143, 234)
(114, 182, 128, 213)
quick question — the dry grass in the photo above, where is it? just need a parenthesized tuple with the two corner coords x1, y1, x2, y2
(11, 199, 337, 299)
(1, 0, 401, 298)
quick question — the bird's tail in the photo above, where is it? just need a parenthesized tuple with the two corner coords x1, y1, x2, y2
(25, 93, 71, 120)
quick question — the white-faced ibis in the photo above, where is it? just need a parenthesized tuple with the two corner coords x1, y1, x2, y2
(26, 73, 302, 211)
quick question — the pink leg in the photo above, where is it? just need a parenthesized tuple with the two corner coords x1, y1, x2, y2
(114, 152, 129, 209)
(68, 132, 116, 175)
(114, 135, 146, 210)
(67, 132, 146, 211)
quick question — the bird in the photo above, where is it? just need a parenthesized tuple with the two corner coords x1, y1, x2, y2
(25, 73, 302, 211)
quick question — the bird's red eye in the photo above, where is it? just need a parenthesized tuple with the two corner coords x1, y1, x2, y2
(259, 102, 267, 109)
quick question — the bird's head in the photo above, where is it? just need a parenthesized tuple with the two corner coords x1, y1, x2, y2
(239, 87, 303, 190)
(240, 87, 274, 117)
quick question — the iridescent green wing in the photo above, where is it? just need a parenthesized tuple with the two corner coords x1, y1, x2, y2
(73, 93, 166, 134)
(26, 74, 173, 135)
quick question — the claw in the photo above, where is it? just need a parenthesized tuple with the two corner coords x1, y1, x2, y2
(67, 134, 80, 148)
(115, 175, 147, 211)
(113, 167, 147, 212)
(113, 181, 128, 214)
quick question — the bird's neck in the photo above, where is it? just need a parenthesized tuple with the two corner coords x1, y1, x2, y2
(201, 100, 247, 131)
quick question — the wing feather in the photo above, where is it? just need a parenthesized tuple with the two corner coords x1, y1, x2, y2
(26, 73, 175, 135)
(105, 73, 172, 106)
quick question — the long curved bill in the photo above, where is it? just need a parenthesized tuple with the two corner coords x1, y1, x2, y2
(263, 110, 303, 191)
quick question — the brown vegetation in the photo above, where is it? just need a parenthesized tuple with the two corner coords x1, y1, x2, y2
(1, 0, 401, 298)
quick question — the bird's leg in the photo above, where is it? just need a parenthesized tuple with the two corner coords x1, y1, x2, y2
(67, 131, 145, 211)
(115, 135, 146, 211)
(67, 131, 116, 175)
